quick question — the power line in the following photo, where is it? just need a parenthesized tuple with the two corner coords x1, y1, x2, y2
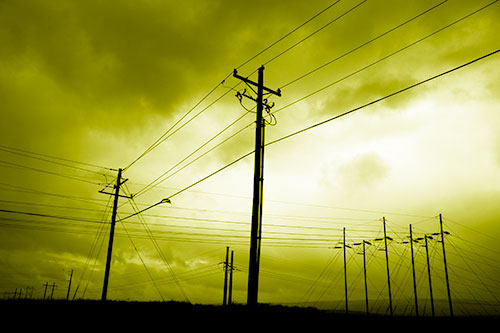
(120, 221, 165, 301)
(75, 196, 113, 300)
(0, 198, 385, 226)
(133, 111, 253, 198)
(0, 144, 114, 171)
(0, 160, 104, 185)
(140, 49, 498, 207)
(266, 49, 499, 147)
(124, 190, 190, 303)
(263, 0, 368, 66)
(274, 0, 499, 113)
(123, 72, 233, 171)
(123, 1, 348, 172)
(280, 0, 449, 89)
(0, 208, 107, 224)
(236, 0, 342, 69)
(130, 3, 498, 209)
(0, 146, 113, 176)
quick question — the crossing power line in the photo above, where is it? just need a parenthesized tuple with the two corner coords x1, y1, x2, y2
(134, 49, 498, 210)
(127, 1, 498, 211)
(123, 0, 346, 172)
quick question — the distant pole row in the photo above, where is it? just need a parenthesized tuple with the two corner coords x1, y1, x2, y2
(336, 214, 453, 316)
(7, 269, 74, 301)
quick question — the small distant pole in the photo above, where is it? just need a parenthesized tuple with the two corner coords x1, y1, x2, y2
(439, 214, 453, 317)
(43, 283, 48, 300)
(362, 240, 371, 315)
(409, 224, 419, 317)
(382, 217, 393, 316)
(66, 269, 74, 301)
(343, 227, 348, 315)
(223, 246, 229, 306)
(50, 283, 57, 300)
(228, 250, 234, 306)
(424, 235, 435, 317)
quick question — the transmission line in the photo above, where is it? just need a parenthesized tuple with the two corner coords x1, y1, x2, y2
(124, 187, 190, 303)
(0, 146, 113, 176)
(266, 49, 499, 147)
(263, 0, 368, 66)
(0, 144, 114, 171)
(132, 49, 498, 208)
(274, 0, 498, 114)
(123, 72, 233, 172)
(120, 219, 165, 301)
(133, 111, 252, 198)
(235, 0, 341, 69)
(0, 160, 104, 186)
(280, 0, 449, 89)
(129, 2, 498, 208)
(123, 1, 349, 171)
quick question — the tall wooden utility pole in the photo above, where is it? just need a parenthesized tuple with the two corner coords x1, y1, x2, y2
(439, 214, 453, 317)
(233, 66, 281, 306)
(424, 234, 435, 317)
(100, 168, 131, 301)
(382, 217, 393, 316)
(409, 224, 419, 317)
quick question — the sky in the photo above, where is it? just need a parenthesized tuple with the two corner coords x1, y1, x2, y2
(1, 0, 499, 315)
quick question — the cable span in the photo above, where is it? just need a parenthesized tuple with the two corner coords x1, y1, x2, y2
(236, 0, 342, 69)
(123, 0, 347, 172)
(123, 72, 233, 172)
(126, 3, 498, 210)
(274, 0, 499, 114)
(0, 144, 114, 171)
(263, 0, 368, 67)
(280, 0, 449, 89)
(0, 160, 104, 186)
(133, 111, 252, 198)
(134, 49, 498, 208)
(266, 49, 499, 147)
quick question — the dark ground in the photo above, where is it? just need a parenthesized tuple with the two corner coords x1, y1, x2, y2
(0, 299, 497, 330)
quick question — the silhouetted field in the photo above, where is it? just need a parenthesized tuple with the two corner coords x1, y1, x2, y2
(0, 299, 497, 330)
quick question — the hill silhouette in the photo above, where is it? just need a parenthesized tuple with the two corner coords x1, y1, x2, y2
(1, 299, 497, 330)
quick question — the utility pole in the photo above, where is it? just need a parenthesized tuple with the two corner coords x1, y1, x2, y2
(343, 227, 348, 315)
(362, 240, 371, 315)
(409, 224, 419, 317)
(43, 283, 48, 300)
(228, 250, 234, 306)
(439, 214, 453, 317)
(233, 66, 281, 307)
(100, 168, 131, 301)
(382, 217, 393, 316)
(223, 246, 229, 306)
(50, 283, 56, 300)
(424, 235, 435, 317)
(66, 269, 73, 301)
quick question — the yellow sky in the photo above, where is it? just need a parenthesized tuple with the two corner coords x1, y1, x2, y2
(0, 0, 499, 314)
